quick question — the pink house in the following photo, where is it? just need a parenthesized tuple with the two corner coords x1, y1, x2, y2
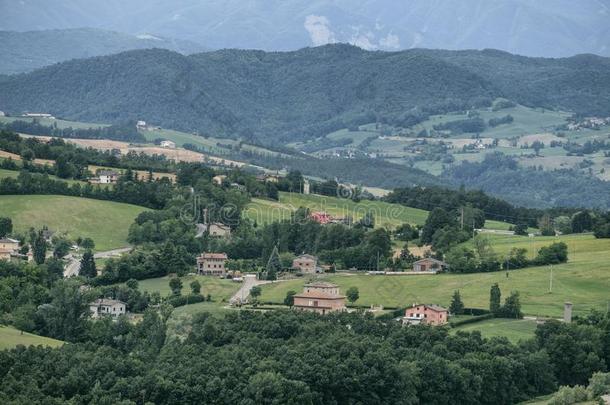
(403, 304, 448, 326)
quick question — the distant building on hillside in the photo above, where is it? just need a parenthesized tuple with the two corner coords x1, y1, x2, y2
(292, 254, 319, 273)
(136, 120, 147, 130)
(293, 281, 346, 314)
(89, 170, 120, 184)
(403, 304, 448, 326)
(197, 252, 228, 276)
(212, 175, 227, 185)
(160, 140, 176, 149)
(89, 299, 126, 318)
(310, 211, 333, 224)
(22, 112, 55, 119)
(208, 222, 231, 238)
(412, 258, 447, 273)
(0, 111, 5, 117)
(0, 237, 20, 261)
(303, 179, 310, 195)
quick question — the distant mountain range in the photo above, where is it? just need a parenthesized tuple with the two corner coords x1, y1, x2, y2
(1, 45, 609, 145)
(0, 28, 207, 74)
(1, 0, 609, 57)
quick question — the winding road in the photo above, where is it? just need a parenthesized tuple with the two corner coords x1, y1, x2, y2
(63, 247, 132, 277)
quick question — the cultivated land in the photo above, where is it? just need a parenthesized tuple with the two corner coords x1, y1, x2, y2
(0, 325, 64, 350)
(0, 195, 146, 251)
(259, 233, 610, 318)
(299, 103, 610, 180)
(246, 191, 510, 230)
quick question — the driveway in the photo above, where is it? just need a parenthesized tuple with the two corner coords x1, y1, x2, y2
(63, 246, 132, 277)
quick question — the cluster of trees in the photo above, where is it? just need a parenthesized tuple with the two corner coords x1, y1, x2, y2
(445, 153, 610, 209)
(0, 308, 609, 404)
(385, 182, 549, 227)
(0, 131, 176, 176)
(488, 114, 514, 127)
(0, 169, 176, 209)
(433, 117, 486, 134)
(0, 119, 145, 142)
(445, 237, 568, 274)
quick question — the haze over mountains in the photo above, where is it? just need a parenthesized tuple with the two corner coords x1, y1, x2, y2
(0, 28, 207, 75)
(1, 45, 609, 144)
(1, 0, 609, 59)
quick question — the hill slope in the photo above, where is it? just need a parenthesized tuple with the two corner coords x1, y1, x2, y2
(0, 195, 147, 251)
(1, 45, 609, 144)
(0, 28, 207, 74)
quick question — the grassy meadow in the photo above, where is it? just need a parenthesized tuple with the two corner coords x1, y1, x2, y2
(452, 318, 538, 343)
(0, 325, 64, 350)
(0, 195, 147, 251)
(136, 275, 240, 303)
(259, 233, 610, 318)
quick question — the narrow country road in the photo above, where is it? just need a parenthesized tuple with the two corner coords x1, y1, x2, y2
(229, 276, 290, 305)
(63, 247, 132, 277)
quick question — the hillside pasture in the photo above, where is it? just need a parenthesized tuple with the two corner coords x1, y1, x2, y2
(0, 325, 64, 350)
(0, 195, 147, 251)
(259, 234, 609, 317)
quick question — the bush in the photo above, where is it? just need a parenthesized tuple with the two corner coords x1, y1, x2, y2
(548, 385, 589, 405)
(166, 294, 205, 308)
(450, 313, 494, 327)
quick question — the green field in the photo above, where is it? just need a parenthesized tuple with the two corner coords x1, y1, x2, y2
(136, 274, 240, 303)
(0, 325, 64, 350)
(453, 318, 538, 343)
(0, 167, 88, 185)
(0, 195, 147, 251)
(259, 234, 610, 317)
(246, 192, 431, 228)
(246, 192, 516, 231)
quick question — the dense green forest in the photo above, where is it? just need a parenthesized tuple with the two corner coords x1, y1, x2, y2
(1, 45, 609, 144)
(445, 153, 610, 209)
(0, 305, 609, 404)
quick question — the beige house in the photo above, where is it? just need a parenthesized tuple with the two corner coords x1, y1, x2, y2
(292, 254, 319, 273)
(89, 299, 126, 318)
(293, 281, 346, 314)
(412, 258, 447, 273)
(197, 252, 228, 276)
(0, 237, 20, 261)
(208, 223, 231, 238)
(212, 175, 227, 185)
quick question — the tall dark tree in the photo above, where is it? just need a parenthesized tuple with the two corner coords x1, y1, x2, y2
(571, 211, 593, 233)
(79, 250, 97, 278)
(421, 208, 456, 244)
(32, 229, 47, 265)
(0, 217, 12, 237)
(490, 283, 501, 315)
(265, 245, 281, 281)
(449, 290, 464, 315)
(346, 287, 360, 304)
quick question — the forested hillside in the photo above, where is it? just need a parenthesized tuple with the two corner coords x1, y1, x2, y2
(0, 28, 206, 74)
(1, 45, 609, 144)
(445, 154, 610, 209)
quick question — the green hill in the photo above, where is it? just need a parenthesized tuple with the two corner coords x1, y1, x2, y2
(259, 233, 610, 318)
(0, 28, 206, 75)
(0, 195, 147, 251)
(0, 325, 64, 350)
(1, 45, 609, 144)
(246, 191, 512, 230)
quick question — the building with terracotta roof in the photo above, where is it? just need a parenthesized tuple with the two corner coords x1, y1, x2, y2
(412, 258, 447, 273)
(196, 252, 228, 276)
(292, 254, 319, 273)
(403, 304, 448, 326)
(293, 281, 346, 314)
